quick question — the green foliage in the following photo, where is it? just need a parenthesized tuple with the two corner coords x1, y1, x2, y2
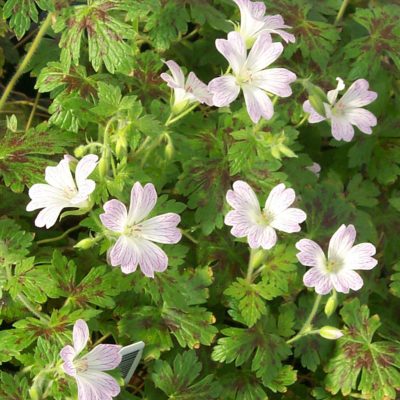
(152, 350, 221, 399)
(1, 0, 399, 399)
(325, 299, 400, 399)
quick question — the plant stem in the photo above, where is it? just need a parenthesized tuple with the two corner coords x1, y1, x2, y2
(0, 13, 53, 112)
(165, 103, 199, 126)
(335, 0, 350, 26)
(294, 114, 308, 129)
(36, 225, 81, 245)
(246, 248, 264, 283)
(181, 229, 198, 244)
(25, 91, 41, 132)
(93, 333, 111, 346)
(286, 294, 322, 344)
(5, 265, 49, 322)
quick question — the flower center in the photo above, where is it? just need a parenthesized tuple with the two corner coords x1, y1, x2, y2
(256, 209, 274, 226)
(73, 358, 88, 373)
(236, 69, 252, 85)
(63, 186, 78, 200)
(125, 224, 142, 237)
(325, 257, 343, 273)
(332, 101, 345, 117)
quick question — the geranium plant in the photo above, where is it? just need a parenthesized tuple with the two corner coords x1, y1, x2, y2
(0, 0, 400, 399)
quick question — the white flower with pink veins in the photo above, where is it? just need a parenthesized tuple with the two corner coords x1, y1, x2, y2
(208, 31, 296, 123)
(225, 181, 306, 250)
(303, 77, 378, 142)
(100, 182, 182, 277)
(296, 224, 378, 295)
(60, 319, 122, 400)
(160, 60, 213, 113)
(233, 0, 295, 47)
(26, 154, 98, 229)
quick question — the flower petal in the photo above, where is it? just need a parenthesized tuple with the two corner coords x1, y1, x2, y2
(264, 183, 295, 215)
(73, 319, 89, 355)
(127, 182, 157, 224)
(226, 180, 260, 211)
(246, 34, 282, 72)
(270, 208, 306, 233)
(296, 239, 326, 267)
(45, 158, 76, 192)
(100, 199, 128, 233)
(75, 154, 98, 193)
(328, 224, 356, 260)
(339, 79, 377, 108)
(109, 236, 139, 274)
(139, 213, 182, 244)
(303, 100, 326, 123)
(263, 15, 295, 43)
(331, 270, 363, 293)
(137, 239, 168, 277)
(303, 268, 333, 295)
(186, 72, 214, 106)
(27, 184, 71, 211)
(252, 68, 296, 97)
(215, 31, 246, 75)
(34, 206, 64, 229)
(161, 60, 185, 89)
(345, 108, 377, 134)
(76, 370, 120, 400)
(331, 116, 355, 142)
(344, 243, 377, 270)
(224, 210, 254, 237)
(85, 344, 122, 371)
(242, 84, 274, 122)
(208, 75, 240, 107)
(248, 225, 277, 249)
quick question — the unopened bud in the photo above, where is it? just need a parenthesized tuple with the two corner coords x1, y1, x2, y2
(29, 387, 40, 400)
(98, 155, 108, 178)
(302, 80, 328, 118)
(324, 292, 338, 317)
(165, 141, 174, 159)
(74, 145, 86, 158)
(319, 326, 343, 340)
(74, 237, 98, 250)
(115, 132, 128, 159)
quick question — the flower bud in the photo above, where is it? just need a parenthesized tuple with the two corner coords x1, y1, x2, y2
(302, 80, 328, 118)
(29, 387, 40, 400)
(115, 131, 128, 159)
(74, 145, 86, 158)
(324, 292, 338, 317)
(319, 326, 343, 340)
(74, 237, 98, 250)
(98, 155, 108, 178)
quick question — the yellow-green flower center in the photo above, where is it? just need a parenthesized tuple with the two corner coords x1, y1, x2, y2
(74, 358, 88, 373)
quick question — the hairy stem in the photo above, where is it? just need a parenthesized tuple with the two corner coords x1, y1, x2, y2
(25, 92, 41, 132)
(335, 0, 350, 26)
(294, 114, 308, 129)
(36, 225, 81, 245)
(0, 13, 53, 112)
(165, 103, 199, 126)
(286, 294, 322, 344)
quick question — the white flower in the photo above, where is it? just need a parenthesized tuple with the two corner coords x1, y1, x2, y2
(296, 224, 378, 295)
(160, 60, 213, 113)
(303, 77, 378, 142)
(60, 319, 121, 400)
(26, 154, 98, 229)
(225, 181, 306, 249)
(306, 162, 321, 177)
(208, 31, 296, 123)
(233, 0, 295, 47)
(100, 182, 182, 277)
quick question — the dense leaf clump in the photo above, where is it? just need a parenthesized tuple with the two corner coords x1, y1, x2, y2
(0, 0, 400, 399)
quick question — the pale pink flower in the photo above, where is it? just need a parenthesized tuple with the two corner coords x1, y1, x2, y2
(208, 31, 296, 123)
(60, 319, 121, 400)
(303, 78, 377, 142)
(26, 154, 98, 229)
(233, 0, 295, 47)
(306, 162, 321, 177)
(100, 182, 182, 277)
(225, 181, 306, 249)
(160, 60, 213, 113)
(296, 224, 378, 295)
